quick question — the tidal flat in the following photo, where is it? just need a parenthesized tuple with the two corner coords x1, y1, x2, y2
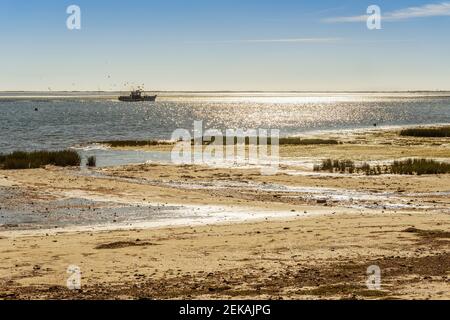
(0, 127, 449, 299)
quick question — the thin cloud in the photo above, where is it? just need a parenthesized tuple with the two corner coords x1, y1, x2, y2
(324, 15, 367, 23)
(323, 2, 450, 23)
(186, 38, 342, 44)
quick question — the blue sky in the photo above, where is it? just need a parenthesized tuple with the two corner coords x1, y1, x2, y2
(1, 0, 450, 91)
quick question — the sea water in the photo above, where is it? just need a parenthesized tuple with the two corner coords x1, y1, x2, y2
(1, 91, 450, 154)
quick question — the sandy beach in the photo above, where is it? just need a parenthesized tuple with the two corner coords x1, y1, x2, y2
(0, 212, 449, 300)
(3, 0, 450, 307)
(0, 127, 449, 299)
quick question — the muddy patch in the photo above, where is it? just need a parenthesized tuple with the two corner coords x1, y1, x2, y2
(0, 190, 184, 231)
(306, 284, 389, 298)
(403, 227, 450, 239)
(4, 252, 448, 300)
(403, 227, 450, 246)
(95, 241, 159, 250)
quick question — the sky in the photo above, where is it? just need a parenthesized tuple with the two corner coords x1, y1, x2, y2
(1, 0, 450, 91)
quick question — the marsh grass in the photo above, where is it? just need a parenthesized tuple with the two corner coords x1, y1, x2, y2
(279, 138, 339, 145)
(390, 158, 450, 175)
(86, 156, 96, 167)
(97, 140, 173, 147)
(400, 127, 450, 137)
(0, 150, 81, 170)
(96, 137, 339, 147)
(193, 136, 339, 146)
(314, 158, 450, 175)
(314, 159, 356, 173)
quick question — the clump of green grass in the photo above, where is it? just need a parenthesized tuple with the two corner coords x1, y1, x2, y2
(314, 158, 450, 175)
(0, 150, 81, 170)
(390, 158, 450, 175)
(96, 140, 173, 147)
(99, 137, 339, 147)
(314, 159, 356, 173)
(279, 138, 339, 145)
(86, 156, 96, 167)
(400, 127, 450, 137)
(192, 136, 339, 146)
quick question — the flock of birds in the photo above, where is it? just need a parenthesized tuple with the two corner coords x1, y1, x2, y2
(35, 78, 148, 112)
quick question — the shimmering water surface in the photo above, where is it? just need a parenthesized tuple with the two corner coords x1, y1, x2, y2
(1, 92, 450, 153)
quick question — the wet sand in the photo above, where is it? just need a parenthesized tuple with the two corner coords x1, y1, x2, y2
(0, 213, 448, 300)
(0, 127, 449, 299)
(109, 127, 450, 161)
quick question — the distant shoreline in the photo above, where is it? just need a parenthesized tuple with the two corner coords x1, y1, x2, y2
(2, 90, 450, 93)
(2, 91, 450, 101)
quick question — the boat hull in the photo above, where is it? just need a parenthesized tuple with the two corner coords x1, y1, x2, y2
(118, 95, 157, 102)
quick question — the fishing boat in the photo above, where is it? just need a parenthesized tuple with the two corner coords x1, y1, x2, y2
(118, 90, 157, 102)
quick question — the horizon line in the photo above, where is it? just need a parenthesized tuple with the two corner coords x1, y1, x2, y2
(2, 90, 450, 93)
